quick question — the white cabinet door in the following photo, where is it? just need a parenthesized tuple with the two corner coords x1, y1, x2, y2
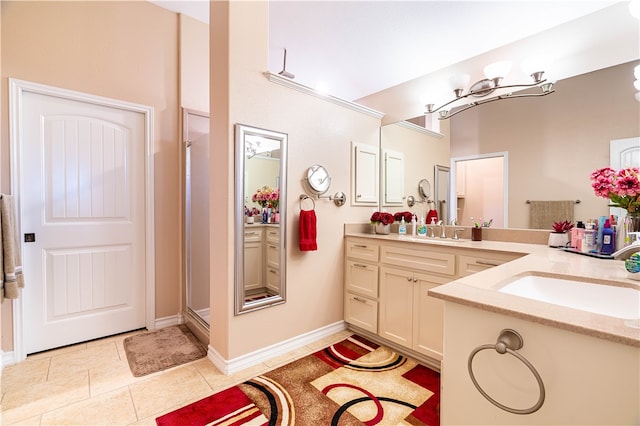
(382, 148, 404, 206)
(351, 142, 379, 205)
(413, 280, 444, 361)
(379, 266, 414, 347)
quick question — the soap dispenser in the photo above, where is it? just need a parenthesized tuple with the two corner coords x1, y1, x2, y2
(399, 217, 407, 235)
(417, 216, 427, 236)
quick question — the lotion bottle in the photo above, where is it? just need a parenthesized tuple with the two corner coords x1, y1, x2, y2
(411, 214, 417, 236)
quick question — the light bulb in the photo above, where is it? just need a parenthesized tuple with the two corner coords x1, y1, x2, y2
(634, 80, 640, 91)
(484, 61, 512, 80)
(630, 0, 640, 19)
(634, 64, 640, 80)
(448, 74, 470, 91)
(636, 92, 640, 102)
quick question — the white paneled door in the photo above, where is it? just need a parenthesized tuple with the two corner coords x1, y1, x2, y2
(16, 83, 151, 354)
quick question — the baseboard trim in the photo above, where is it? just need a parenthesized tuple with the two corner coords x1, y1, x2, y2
(154, 314, 183, 330)
(208, 321, 347, 375)
(2, 350, 16, 369)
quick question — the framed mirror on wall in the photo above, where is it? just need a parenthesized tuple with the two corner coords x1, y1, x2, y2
(235, 124, 288, 315)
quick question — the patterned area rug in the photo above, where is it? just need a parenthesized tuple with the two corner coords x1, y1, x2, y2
(156, 335, 440, 425)
(124, 325, 207, 377)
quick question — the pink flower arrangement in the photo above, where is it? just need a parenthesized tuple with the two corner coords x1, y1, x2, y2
(590, 167, 640, 213)
(370, 211, 395, 225)
(252, 186, 279, 210)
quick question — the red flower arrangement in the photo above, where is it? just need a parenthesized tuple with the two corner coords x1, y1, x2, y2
(393, 211, 414, 223)
(370, 211, 395, 225)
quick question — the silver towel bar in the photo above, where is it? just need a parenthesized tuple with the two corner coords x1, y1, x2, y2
(526, 199, 580, 204)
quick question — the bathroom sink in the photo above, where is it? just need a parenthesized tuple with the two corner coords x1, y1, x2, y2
(499, 273, 640, 320)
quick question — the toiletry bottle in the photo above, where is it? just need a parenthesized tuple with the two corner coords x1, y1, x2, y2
(411, 214, 417, 236)
(582, 221, 596, 253)
(399, 217, 407, 235)
(417, 216, 427, 236)
(600, 219, 615, 255)
(574, 221, 584, 252)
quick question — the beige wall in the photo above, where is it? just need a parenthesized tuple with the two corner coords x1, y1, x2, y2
(210, 2, 381, 359)
(451, 62, 640, 229)
(1, 1, 182, 350)
(180, 14, 209, 113)
(380, 122, 450, 218)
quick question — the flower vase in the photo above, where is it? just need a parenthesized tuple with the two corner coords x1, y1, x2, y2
(471, 227, 482, 241)
(624, 213, 640, 245)
(374, 222, 391, 235)
(548, 232, 569, 248)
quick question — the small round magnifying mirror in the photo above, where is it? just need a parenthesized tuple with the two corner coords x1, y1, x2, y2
(418, 178, 431, 200)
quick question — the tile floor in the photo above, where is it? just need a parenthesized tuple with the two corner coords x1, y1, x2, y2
(1, 328, 353, 425)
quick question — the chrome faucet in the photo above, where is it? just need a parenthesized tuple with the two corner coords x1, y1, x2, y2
(437, 220, 446, 238)
(453, 228, 465, 240)
(612, 241, 640, 260)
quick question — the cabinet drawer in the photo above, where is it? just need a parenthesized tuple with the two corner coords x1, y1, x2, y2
(345, 292, 378, 333)
(458, 253, 522, 277)
(266, 266, 279, 292)
(266, 228, 279, 243)
(346, 240, 379, 263)
(244, 228, 263, 242)
(345, 260, 379, 298)
(381, 245, 456, 276)
(266, 241, 279, 269)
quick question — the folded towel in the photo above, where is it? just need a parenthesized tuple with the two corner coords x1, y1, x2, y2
(299, 209, 317, 251)
(0, 194, 24, 302)
(529, 200, 575, 230)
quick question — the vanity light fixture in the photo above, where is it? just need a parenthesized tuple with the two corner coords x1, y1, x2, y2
(425, 60, 555, 120)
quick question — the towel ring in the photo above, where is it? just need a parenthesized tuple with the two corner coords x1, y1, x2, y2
(467, 329, 545, 415)
(299, 194, 316, 211)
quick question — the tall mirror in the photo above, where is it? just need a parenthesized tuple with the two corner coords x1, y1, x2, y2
(235, 124, 287, 314)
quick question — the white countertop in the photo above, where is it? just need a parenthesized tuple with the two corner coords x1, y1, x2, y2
(345, 230, 640, 347)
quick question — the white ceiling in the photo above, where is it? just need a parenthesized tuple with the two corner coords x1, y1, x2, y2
(151, 0, 639, 112)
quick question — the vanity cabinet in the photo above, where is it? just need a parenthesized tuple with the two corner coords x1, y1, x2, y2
(458, 252, 522, 277)
(379, 246, 454, 360)
(344, 236, 522, 365)
(244, 228, 264, 291)
(265, 227, 280, 293)
(344, 239, 379, 333)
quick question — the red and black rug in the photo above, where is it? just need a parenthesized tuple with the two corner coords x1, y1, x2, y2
(156, 335, 440, 425)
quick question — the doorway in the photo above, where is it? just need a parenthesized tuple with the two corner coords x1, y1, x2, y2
(183, 109, 210, 344)
(10, 79, 155, 360)
(450, 152, 508, 228)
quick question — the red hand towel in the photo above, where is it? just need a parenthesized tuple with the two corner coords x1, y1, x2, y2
(426, 209, 439, 225)
(299, 209, 317, 251)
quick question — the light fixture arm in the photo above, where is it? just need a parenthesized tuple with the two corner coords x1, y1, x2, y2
(441, 85, 555, 119)
(426, 72, 554, 120)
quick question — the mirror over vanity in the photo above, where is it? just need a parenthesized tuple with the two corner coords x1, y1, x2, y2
(235, 124, 288, 314)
